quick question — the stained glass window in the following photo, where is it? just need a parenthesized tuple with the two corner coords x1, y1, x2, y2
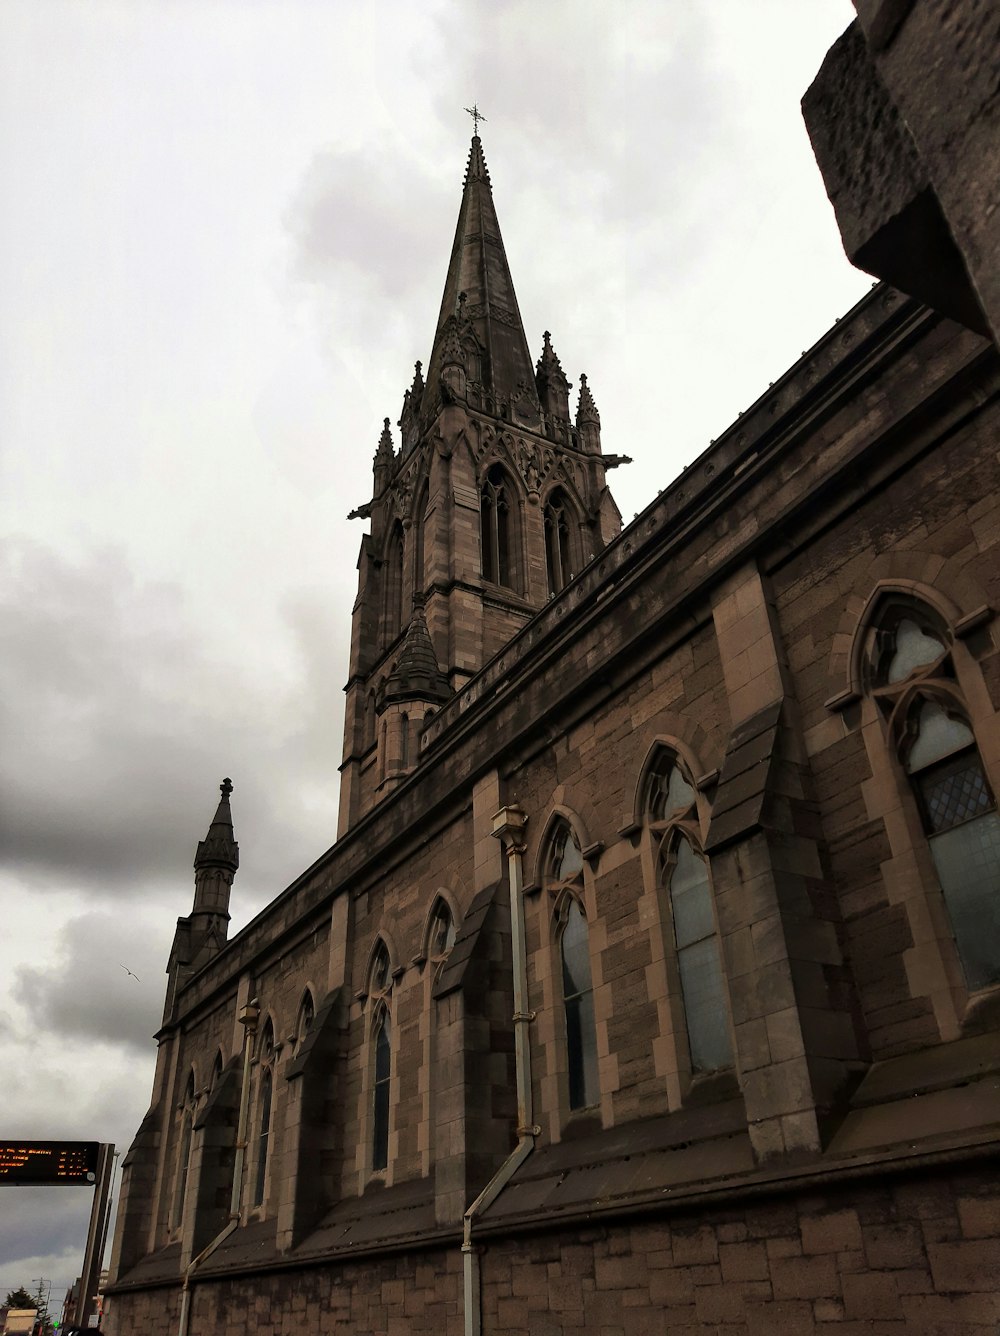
(906, 699, 1000, 990)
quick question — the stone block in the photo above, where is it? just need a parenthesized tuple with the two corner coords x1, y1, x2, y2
(801, 1209, 863, 1256)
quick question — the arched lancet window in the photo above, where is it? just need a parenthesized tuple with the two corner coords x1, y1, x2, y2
(546, 820, 598, 1111)
(172, 1072, 196, 1229)
(210, 1052, 224, 1091)
(481, 464, 518, 590)
(544, 489, 576, 595)
(903, 698, 1000, 991)
(400, 713, 410, 769)
(646, 750, 733, 1074)
(559, 899, 598, 1110)
(253, 1020, 274, 1207)
(365, 941, 394, 1173)
(372, 1008, 391, 1171)
(385, 522, 405, 639)
(864, 597, 1000, 996)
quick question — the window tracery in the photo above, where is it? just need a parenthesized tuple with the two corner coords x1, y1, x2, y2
(367, 941, 393, 1173)
(253, 1019, 274, 1207)
(481, 464, 518, 590)
(645, 749, 733, 1075)
(544, 489, 576, 595)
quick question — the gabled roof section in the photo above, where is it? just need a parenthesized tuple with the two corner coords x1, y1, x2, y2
(423, 135, 537, 411)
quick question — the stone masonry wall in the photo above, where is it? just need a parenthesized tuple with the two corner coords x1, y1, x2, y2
(479, 1163, 1000, 1334)
(106, 1246, 464, 1336)
(105, 1164, 999, 1334)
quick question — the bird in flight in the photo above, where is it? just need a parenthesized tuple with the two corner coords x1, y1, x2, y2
(120, 964, 141, 982)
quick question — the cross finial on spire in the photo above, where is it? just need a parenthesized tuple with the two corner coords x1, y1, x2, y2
(464, 103, 486, 137)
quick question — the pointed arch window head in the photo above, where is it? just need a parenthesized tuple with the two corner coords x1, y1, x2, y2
(645, 753, 696, 824)
(297, 992, 315, 1042)
(903, 698, 1000, 991)
(560, 899, 599, 1111)
(660, 836, 733, 1074)
(867, 602, 949, 689)
(370, 942, 391, 995)
(428, 901, 456, 959)
(548, 821, 584, 883)
(372, 1008, 391, 1172)
(481, 464, 517, 590)
(257, 1018, 274, 1063)
(210, 1052, 224, 1091)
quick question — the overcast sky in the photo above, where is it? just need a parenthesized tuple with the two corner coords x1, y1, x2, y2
(0, 0, 869, 1301)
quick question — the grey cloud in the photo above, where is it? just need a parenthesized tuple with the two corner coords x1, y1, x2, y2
(0, 539, 340, 906)
(16, 911, 167, 1053)
(289, 144, 451, 303)
(0, 1193, 91, 1281)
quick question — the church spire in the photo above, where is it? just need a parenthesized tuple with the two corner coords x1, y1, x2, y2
(423, 134, 537, 413)
(194, 777, 239, 877)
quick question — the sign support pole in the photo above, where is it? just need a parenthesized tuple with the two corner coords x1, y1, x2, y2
(74, 1142, 114, 1329)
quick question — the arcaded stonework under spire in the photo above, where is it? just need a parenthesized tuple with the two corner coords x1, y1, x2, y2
(338, 134, 627, 834)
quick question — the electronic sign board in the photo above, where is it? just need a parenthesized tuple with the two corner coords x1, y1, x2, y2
(0, 1141, 100, 1185)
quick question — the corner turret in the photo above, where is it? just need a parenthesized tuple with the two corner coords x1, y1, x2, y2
(373, 418, 395, 499)
(576, 373, 602, 455)
(164, 779, 239, 1021)
(535, 331, 572, 440)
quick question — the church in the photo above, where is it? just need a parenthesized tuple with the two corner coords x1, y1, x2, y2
(106, 11, 1000, 1335)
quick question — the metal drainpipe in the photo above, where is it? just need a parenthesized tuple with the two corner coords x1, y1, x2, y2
(463, 804, 537, 1336)
(177, 998, 259, 1336)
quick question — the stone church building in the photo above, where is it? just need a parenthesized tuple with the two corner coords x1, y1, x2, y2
(106, 10, 1000, 1334)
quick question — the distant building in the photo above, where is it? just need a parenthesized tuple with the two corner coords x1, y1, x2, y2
(106, 8, 1000, 1334)
(2, 1311, 37, 1336)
